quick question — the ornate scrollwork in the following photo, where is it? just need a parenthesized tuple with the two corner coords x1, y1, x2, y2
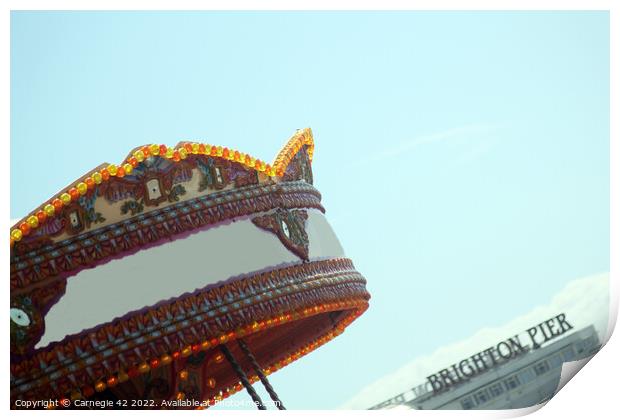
(198, 158, 227, 191)
(10, 278, 67, 358)
(282, 145, 313, 184)
(167, 184, 186, 202)
(78, 187, 106, 227)
(252, 209, 309, 260)
(121, 198, 145, 216)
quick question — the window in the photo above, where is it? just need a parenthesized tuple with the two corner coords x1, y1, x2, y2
(488, 383, 504, 398)
(534, 361, 550, 376)
(518, 368, 535, 384)
(575, 341, 586, 354)
(548, 354, 563, 368)
(460, 396, 475, 410)
(504, 375, 521, 390)
(474, 390, 490, 405)
(562, 347, 576, 361)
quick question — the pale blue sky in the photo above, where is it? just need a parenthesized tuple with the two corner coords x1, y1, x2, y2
(11, 11, 609, 409)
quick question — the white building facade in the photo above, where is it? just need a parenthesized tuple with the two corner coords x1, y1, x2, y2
(369, 324, 600, 410)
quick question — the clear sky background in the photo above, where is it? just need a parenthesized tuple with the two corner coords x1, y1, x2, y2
(10, 11, 609, 409)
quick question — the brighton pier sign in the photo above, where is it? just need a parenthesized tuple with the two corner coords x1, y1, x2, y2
(426, 313, 573, 395)
(369, 313, 573, 409)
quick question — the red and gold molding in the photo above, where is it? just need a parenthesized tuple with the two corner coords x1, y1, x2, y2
(10, 128, 314, 247)
(11, 258, 369, 408)
(10, 182, 323, 290)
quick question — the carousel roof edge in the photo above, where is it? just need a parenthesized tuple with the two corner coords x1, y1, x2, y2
(10, 128, 314, 246)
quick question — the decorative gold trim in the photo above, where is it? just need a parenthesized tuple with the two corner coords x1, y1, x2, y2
(10, 129, 314, 247)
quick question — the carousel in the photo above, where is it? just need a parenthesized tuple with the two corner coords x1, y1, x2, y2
(10, 128, 370, 409)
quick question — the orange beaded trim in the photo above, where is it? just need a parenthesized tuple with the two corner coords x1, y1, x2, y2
(273, 128, 314, 178)
(10, 128, 314, 247)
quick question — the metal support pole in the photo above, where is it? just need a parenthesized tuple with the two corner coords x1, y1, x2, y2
(219, 344, 266, 410)
(237, 339, 286, 410)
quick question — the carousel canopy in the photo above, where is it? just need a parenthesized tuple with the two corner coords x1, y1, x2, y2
(10, 128, 370, 409)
